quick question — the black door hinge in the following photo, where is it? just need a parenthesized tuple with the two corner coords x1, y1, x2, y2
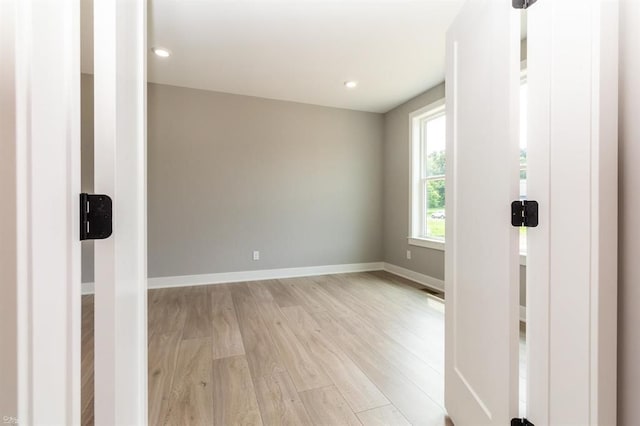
(80, 193, 113, 241)
(511, 200, 539, 228)
(513, 0, 538, 9)
(511, 418, 535, 426)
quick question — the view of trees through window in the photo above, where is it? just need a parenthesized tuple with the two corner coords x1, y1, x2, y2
(414, 80, 526, 247)
(423, 113, 446, 240)
(520, 80, 528, 253)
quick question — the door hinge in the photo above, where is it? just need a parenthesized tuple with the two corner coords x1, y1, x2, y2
(511, 200, 539, 228)
(511, 418, 535, 426)
(513, 0, 538, 9)
(80, 193, 113, 241)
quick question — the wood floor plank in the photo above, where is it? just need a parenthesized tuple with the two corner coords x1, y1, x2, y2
(212, 355, 263, 426)
(210, 286, 245, 360)
(356, 405, 411, 426)
(277, 278, 328, 313)
(161, 338, 214, 425)
(82, 273, 524, 426)
(148, 331, 182, 425)
(299, 386, 362, 426)
(312, 311, 449, 426)
(294, 275, 355, 317)
(81, 296, 94, 426)
(249, 299, 332, 391)
(81, 397, 93, 426)
(281, 306, 389, 413)
(81, 331, 94, 414)
(261, 279, 303, 307)
(148, 287, 189, 336)
(249, 280, 277, 303)
(335, 274, 445, 335)
(376, 321, 445, 373)
(364, 272, 446, 326)
(231, 283, 286, 378)
(334, 314, 445, 408)
(323, 274, 445, 371)
(254, 371, 313, 426)
(348, 273, 446, 328)
(182, 286, 212, 340)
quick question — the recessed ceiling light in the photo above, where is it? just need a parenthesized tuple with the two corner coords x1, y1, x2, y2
(152, 47, 171, 58)
(344, 81, 358, 89)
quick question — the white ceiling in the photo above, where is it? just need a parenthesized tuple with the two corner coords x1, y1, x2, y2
(81, 1, 465, 113)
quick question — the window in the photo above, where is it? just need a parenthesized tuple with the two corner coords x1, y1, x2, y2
(520, 76, 528, 255)
(409, 100, 446, 250)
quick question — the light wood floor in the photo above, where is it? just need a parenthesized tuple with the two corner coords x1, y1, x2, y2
(81, 271, 457, 425)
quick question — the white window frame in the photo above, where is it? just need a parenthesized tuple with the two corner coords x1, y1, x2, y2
(519, 64, 528, 265)
(408, 98, 446, 251)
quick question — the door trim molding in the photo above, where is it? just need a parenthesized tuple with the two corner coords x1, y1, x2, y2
(3, 0, 82, 423)
(93, 0, 147, 423)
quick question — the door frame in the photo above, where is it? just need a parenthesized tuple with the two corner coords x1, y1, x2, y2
(0, 0, 82, 424)
(527, 0, 618, 423)
(1, 0, 618, 423)
(93, 0, 148, 424)
(1, 0, 148, 423)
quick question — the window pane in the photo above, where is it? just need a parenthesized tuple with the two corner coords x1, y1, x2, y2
(412, 108, 446, 242)
(520, 81, 528, 253)
(424, 114, 446, 178)
(520, 81, 528, 192)
(421, 113, 446, 241)
(426, 176, 446, 240)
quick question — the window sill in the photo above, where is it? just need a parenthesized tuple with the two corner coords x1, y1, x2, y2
(408, 237, 445, 251)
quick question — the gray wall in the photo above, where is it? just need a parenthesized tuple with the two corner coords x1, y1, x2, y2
(81, 75, 95, 283)
(0, 36, 18, 419)
(148, 84, 384, 277)
(618, 0, 640, 422)
(82, 76, 384, 280)
(382, 83, 446, 280)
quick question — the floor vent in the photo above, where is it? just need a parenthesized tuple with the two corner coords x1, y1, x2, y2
(420, 287, 445, 300)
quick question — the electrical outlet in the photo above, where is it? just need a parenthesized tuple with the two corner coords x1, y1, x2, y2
(253, 250, 260, 261)
(406, 250, 412, 260)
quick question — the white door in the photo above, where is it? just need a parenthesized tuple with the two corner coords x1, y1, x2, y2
(93, 0, 148, 424)
(0, 0, 81, 423)
(527, 0, 618, 424)
(444, 0, 521, 424)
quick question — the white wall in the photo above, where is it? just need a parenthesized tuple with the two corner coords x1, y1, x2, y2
(617, 0, 640, 422)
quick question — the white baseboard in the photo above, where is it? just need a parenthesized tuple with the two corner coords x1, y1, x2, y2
(81, 282, 95, 295)
(82, 262, 443, 293)
(81, 261, 384, 294)
(82, 261, 527, 323)
(382, 262, 445, 292)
